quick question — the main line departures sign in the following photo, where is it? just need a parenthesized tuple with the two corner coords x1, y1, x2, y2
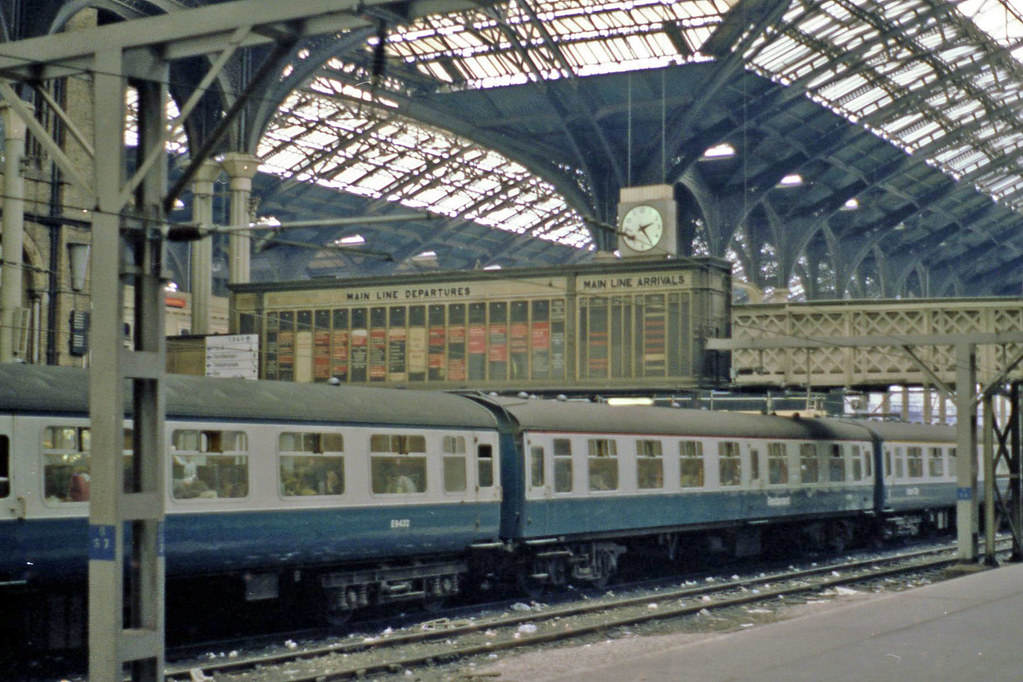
(230, 258, 731, 392)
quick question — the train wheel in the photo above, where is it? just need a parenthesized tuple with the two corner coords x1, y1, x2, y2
(422, 595, 447, 613)
(516, 570, 546, 600)
(591, 549, 615, 590)
(325, 607, 353, 628)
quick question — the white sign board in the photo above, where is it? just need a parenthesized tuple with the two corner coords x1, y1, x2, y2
(205, 334, 259, 379)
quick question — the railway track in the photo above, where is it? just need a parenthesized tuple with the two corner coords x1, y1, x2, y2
(166, 540, 1005, 681)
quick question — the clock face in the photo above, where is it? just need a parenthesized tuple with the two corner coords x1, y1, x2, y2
(621, 204, 664, 252)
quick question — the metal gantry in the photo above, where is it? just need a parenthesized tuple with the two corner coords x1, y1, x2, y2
(708, 332, 1023, 565)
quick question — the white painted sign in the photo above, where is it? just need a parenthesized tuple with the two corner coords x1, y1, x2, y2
(205, 334, 259, 379)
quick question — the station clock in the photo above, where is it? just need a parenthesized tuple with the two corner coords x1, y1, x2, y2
(617, 185, 677, 258)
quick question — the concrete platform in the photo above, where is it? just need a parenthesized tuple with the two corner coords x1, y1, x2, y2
(546, 562, 1023, 682)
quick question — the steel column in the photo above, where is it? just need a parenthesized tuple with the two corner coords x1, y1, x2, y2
(983, 392, 997, 566)
(0, 105, 25, 362)
(1011, 383, 1022, 562)
(955, 342, 979, 562)
(222, 153, 259, 285)
(189, 161, 220, 336)
(88, 49, 166, 681)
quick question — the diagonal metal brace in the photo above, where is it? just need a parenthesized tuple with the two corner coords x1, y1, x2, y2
(0, 80, 93, 195)
(899, 344, 955, 400)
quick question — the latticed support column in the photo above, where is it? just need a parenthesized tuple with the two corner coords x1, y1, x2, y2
(89, 51, 167, 682)
(1011, 383, 1022, 562)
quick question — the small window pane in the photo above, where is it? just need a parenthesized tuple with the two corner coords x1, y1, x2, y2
(554, 457, 573, 493)
(478, 444, 494, 488)
(172, 454, 249, 499)
(638, 458, 663, 489)
(637, 439, 663, 489)
(173, 430, 200, 452)
(589, 458, 618, 490)
(280, 455, 345, 496)
(829, 444, 845, 482)
(444, 455, 467, 492)
(530, 446, 545, 488)
(768, 442, 788, 484)
(680, 440, 704, 488)
(907, 447, 923, 478)
(371, 455, 426, 493)
(718, 441, 740, 487)
(928, 447, 944, 477)
(800, 443, 818, 483)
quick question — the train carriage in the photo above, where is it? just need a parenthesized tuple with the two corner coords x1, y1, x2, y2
(0, 365, 503, 629)
(477, 397, 958, 587)
(0, 364, 969, 653)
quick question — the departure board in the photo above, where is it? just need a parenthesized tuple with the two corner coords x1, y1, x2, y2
(231, 258, 731, 390)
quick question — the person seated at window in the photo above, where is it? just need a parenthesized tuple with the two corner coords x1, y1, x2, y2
(390, 474, 417, 494)
(69, 471, 90, 502)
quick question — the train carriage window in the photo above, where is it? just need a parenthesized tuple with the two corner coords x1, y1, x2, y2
(171, 429, 250, 499)
(907, 447, 924, 478)
(767, 443, 788, 484)
(749, 448, 760, 482)
(0, 435, 8, 498)
(530, 446, 545, 488)
(278, 432, 345, 497)
(863, 448, 872, 478)
(928, 447, 944, 477)
(718, 441, 741, 487)
(370, 433, 427, 494)
(829, 444, 845, 482)
(894, 447, 905, 478)
(850, 445, 863, 481)
(477, 444, 494, 488)
(679, 440, 704, 488)
(636, 439, 663, 489)
(43, 426, 135, 503)
(587, 438, 618, 491)
(799, 443, 819, 484)
(884, 448, 892, 477)
(553, 438, 572, 492)
(443, 436, 467, 493)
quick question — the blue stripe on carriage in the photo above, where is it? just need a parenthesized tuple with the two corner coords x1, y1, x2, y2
(2, 502, 500, 583)
(516, 485, 952, 538)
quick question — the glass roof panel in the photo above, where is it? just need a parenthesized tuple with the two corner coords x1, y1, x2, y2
(249, 0, 1023, 259)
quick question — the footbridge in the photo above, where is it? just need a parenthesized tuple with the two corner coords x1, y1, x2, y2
(723, 297, 1023, 390)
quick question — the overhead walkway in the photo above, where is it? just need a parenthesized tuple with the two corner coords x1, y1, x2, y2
(726, 298, 1023, 390)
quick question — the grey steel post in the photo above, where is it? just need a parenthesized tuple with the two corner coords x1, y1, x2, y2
(89, 48, 166, 681)
(0, 105, 25, 362)
(983, 393, 997, 566)
(1011, 382, 1022, 562)
(190, 161, 220, 335)
(222, 152, 259, 285)
(955, 342, 978, 562)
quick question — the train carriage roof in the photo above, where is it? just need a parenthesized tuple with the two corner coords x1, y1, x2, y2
(0, 365, 498, 429)
(484, 397, 954, 443)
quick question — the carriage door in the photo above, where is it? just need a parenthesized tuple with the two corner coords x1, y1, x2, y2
(526, 438, 551, 535)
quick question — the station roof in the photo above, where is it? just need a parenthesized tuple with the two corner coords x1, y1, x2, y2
(36, 0, 1023, 297)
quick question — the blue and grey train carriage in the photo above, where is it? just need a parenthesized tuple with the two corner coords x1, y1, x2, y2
(0, 364, 503, 637)
(474, 397, 958, 589)
(0, 363, 966, 651)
